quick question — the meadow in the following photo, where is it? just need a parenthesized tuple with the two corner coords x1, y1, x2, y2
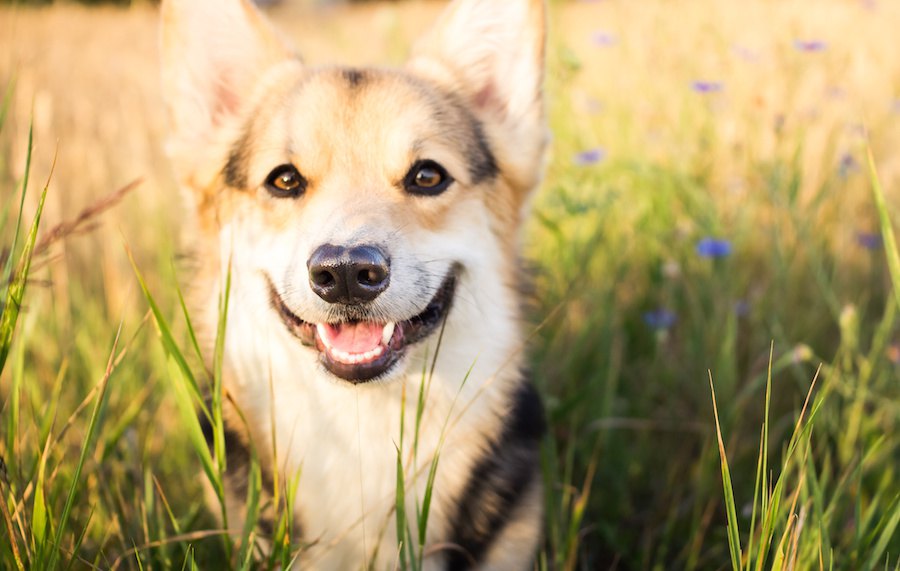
(1, 0, 900, 568)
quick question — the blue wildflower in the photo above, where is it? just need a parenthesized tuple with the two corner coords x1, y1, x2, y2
(591, 31, 616, 47)
(643, 309, 677, 330)
(733, 300, 751, 317)
(856, 232, 883, 250)
(573, 148, 606, 166)
(691, 81, 723, 94)
(794, 39, 827, 52)
(696, 237, 733, 258)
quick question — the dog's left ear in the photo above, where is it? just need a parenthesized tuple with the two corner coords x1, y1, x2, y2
(408, 0, 547, 175)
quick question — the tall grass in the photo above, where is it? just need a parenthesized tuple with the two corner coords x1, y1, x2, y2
(1, 0, 900, 568)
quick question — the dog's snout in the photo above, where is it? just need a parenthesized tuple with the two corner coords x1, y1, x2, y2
(308, 244, 390, 304)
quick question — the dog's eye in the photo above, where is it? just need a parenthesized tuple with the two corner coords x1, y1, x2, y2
(264, 164, 307, 198)
(403, 160, 453, 196)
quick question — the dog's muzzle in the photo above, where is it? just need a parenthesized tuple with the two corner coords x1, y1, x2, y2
(268, 247, 459, 383)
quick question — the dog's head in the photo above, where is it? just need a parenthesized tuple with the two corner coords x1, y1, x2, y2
(161, 0, 547, 384)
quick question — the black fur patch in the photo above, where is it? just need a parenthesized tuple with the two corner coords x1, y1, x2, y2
(223, 131, 252, 190)
(445, 379, 546, 569)
(342, 68, 367, 88)
(465, 115, 499, 185)
(400, 74, 499, 187)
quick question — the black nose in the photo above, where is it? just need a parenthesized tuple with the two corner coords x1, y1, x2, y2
(307, 244, 390, 305)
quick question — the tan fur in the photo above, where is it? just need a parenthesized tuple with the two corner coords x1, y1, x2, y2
(161, 1, 548, 568)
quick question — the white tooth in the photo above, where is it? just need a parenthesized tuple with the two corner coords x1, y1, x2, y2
(316, 323, 331, 349)
(381, 322, 395, 346)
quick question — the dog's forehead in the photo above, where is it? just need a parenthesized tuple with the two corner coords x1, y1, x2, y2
(281, 68, 496, 183)
(290, 69, 441, 150)
(231, 66, 498, 193)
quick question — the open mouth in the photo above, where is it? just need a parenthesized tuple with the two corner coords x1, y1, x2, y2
(269, 270, 458, 383)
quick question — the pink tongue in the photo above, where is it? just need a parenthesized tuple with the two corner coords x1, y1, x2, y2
(321, 322, 384, 354)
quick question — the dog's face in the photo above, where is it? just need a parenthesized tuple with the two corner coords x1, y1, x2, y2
(161, 0, 547, 384)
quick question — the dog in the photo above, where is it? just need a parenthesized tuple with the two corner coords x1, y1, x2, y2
(160, 0, 548, 568)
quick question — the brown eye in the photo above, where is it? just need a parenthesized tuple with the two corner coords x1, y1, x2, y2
(403, 160, 453, 196)
(264, 164, 307, 198)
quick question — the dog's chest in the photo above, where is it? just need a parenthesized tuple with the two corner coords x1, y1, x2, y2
(228, 334, 491, 569)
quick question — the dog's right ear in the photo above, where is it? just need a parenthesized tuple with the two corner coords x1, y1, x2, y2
(160, 0, 297, 155)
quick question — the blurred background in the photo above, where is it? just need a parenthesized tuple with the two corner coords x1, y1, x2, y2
(1, 0, 899, 569)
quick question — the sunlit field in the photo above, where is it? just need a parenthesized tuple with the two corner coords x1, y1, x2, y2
(1, 0, 900, 568)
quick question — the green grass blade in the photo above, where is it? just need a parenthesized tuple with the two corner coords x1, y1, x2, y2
(237, 452, 261, 570)
(173, 263, 206, 367)
(0, 135, 44, 376)
(863, 494, 900, 571)
(46, 322, 121, 569)
(749, 343, 774, 570)
(395, 383, 408, 571)
(416, 449, 439, 562)
(127, 247, 211, 420)
(129, 249, 222, 510)
(5, 337, 23, 477)
(710, 372, 742, 571)
(165, 355, 221, 500)
(211, 260, 233, 559)
(868, 147, 900, 309)
(2, 123, 33, 288)
(64, 509, 94, 571)
(30, 456, 48, 561)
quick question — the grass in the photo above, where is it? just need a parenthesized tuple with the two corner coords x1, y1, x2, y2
(1, 0, 900, 568)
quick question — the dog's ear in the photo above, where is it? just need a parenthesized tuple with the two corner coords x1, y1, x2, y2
(160, 0, 296, 154)
(408, 0, 547, 153)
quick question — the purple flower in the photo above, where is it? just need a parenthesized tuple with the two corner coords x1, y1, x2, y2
(794, 39, 827, 52)
(591, 31, 617, 47)
(856, 232, 883, 250)
(692, 81, 723, 94)
(643, 309, 677, 330)
(734, 300, 751, 317)
(696, 237, 733, 258)
(839, 153, 860, 177)
(574, 148, 606, 166)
